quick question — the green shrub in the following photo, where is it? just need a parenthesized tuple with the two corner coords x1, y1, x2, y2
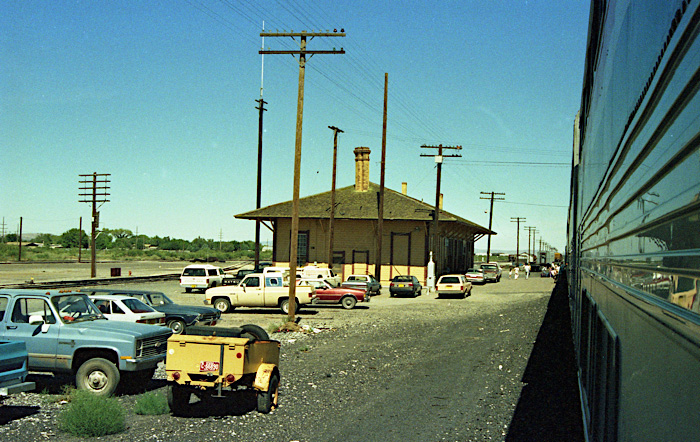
(57, 389, 126, 437)
(133, 391, 170, 415)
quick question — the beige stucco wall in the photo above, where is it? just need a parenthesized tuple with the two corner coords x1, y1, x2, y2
(273, 218, 430, 283)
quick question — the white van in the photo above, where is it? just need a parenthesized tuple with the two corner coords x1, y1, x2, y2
(180, 264, 225, 292)
(300, 265, 341, 287)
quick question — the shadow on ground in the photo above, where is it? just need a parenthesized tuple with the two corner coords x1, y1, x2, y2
(506, 272, 585, 442)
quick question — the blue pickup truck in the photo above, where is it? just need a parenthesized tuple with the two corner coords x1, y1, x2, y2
(0, 289, 172, 396)
(0, 340, 35, 396)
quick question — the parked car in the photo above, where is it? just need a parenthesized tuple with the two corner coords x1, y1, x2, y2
(0, 290, 171, 396)
(436, 274, 472, 298)
(180, 264, 225, 293)
(0, 340, 35, 397)
(88, 294, 166, 326)
(388, 275, 422, 297)
(341, 274, 382, 295)
(478, 262, 502, 282)
(465, 268, 485, 284)
(84, 289, 220, 334)
(297, 278, 369, 309)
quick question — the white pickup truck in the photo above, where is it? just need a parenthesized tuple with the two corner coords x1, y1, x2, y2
(205, 273, 316, 314)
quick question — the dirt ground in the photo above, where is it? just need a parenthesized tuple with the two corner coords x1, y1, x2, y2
(0, 262, 582, 442)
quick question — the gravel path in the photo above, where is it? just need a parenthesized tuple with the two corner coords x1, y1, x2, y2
(0, 269, 582, 441)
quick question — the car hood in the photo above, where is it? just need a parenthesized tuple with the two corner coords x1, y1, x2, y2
(67, 319, 172, 340)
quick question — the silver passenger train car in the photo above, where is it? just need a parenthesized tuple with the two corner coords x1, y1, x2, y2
(569, 0, 700, 441)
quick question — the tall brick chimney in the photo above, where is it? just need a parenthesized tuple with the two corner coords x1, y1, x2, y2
(402, 182, 407, 195)
(354, 146, 371, 192)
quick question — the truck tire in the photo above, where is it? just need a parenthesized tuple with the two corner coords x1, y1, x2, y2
(168, 319, 187, 334)
(279, 299, 298, 315)
(185, 287, 192, 293)
(214, 298, 231, 313)
(256, 373, 279, 414)
(76, 358, 120, 397)
(341, 296, 357, 310)
(241, 324, 270, 341)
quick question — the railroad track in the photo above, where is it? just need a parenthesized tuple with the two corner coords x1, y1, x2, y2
(0, 263, 249, 290)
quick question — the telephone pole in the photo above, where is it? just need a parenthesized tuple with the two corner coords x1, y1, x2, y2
(524, 226, 537, 263)
(510, 217, 526, 265)
(79, 173, 110, 278)
(421, 144, 462, 273)
(254, 97, 267, 269)
(327, 125, 343, 267)
(375, 73, 388, 283)
(261, 29, 345, 322)
(479, 192, 505, 262)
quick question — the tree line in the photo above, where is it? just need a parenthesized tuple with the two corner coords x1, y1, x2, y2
(3, 228, 258, 253)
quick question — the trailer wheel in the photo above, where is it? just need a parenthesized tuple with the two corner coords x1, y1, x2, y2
(76, 358, 120, 396)
(241, 324, 269, 341)
(256, 373, 279, 414)
(214, 298, 231, 313)
(341, 296, 357, 310)
(167, 384, 193, 417)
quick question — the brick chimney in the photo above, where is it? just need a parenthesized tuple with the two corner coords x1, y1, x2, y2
(439, 193, 443, 209)
(354, 146, 371, 192)
(402, 182, 407, 195)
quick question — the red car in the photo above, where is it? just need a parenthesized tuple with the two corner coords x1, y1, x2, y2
(297, 279, 369, 309)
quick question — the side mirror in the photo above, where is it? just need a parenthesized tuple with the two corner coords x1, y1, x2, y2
(29, 315, 44, 325)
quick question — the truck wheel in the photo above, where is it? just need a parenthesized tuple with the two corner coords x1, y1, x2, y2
(214, 298, 231, 313)
(341, 296, 357, 310)
(279, 299, 297, 315)
(168, 384, 193, 417)
(76, 358, 120, 396)
(168, 319, 187, 334)
(241, 324, 269, 341)
(185, 287, 192, 293)
(256, 373, 279, 414)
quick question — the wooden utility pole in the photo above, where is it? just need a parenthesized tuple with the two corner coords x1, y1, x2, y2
(420, 144, 462, 273)
(261, 30, 345, 322)
(525, 226, 536, 263)
(510, 217, 526, 265)
(375, 73, 388, 283)
(254, 98, 267, 269)
(479, 191, 505, 262)
(79, 173, 110, 278)
(78, 217, 83, 263)
(17, 217, 22, 261)
(327, 125, 343, 267)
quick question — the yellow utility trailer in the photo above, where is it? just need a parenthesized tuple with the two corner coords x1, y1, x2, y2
(165, 325, 280, 416)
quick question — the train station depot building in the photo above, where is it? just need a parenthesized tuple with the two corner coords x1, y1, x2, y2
(235, 147, 494, 284)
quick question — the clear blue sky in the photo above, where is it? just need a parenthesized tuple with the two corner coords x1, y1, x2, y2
(1, 0, 590, 253)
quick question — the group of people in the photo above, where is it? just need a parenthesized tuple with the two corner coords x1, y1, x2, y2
(508, 262, 560, 281)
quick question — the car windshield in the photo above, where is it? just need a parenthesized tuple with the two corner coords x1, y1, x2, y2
(52, 294, 104, 323)
(393, 276, 412, 282)
(147, 293, 173, 306)
(122, 298, 156, 313)
(439, 276, 460, 284)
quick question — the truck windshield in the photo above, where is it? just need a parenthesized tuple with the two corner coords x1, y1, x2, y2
(52, 295, 104, 323)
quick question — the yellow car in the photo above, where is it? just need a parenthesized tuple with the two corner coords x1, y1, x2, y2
(436, 274, 472, 298)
